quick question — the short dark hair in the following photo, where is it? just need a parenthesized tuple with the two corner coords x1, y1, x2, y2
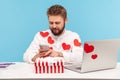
(47, 4, 67, 19)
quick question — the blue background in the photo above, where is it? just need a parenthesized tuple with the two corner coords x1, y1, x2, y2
(0, 0, 120, 62)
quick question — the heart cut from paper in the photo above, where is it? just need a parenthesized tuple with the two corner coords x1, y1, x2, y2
(40, 31, 49, 37)
(84, 43, 94, 53)
(62, 43, 71, 50)
(49, 47, 53, 50)
(91, 54, 98, 59)
(74, 39, 81, 47)
(47, 36, 54, 44)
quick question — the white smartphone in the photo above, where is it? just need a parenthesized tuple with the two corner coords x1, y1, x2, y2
(40, 45, 49, 52)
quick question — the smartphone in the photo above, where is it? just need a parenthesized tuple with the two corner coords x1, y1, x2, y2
(40, 45, 49, 52)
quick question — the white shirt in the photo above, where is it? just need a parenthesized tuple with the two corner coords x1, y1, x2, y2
(23, 29, 83, 65)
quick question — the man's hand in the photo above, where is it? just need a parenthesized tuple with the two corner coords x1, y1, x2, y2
(49, 49, 63, 57)
(39, 48, 51, 57)
(32, 49, 51, 62)
(39, 48, 63, 57)
(32, 49, 63, 62)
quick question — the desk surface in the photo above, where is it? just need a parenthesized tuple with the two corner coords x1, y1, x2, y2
(0, 62, 120, 80)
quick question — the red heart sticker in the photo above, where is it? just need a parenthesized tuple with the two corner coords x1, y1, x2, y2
(40, 31, 49, 37)
(47, 36, 54, 44)
(84, 43, 94, 53)
(74, 39, 81, 47)
(62, 43, 71, 50)
(91, 54, 98, 59)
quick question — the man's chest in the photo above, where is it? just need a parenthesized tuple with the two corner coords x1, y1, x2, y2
(40, 36, 73, 52)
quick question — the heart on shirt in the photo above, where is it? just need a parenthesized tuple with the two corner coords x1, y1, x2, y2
(84, 43, 94, 53)
(62, 43, 71, 50)
(49, 47, 53, 50)
(91, 54, 98, 59)
(40, 31, 49, 37)
(74, 39, 81, 47)
(47, 36, 54, 44)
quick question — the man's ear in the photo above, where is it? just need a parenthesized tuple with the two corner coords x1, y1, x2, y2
(65, 18, 68, 23)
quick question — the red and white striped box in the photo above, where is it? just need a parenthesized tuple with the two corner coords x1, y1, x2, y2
(34, 57, 64, 74)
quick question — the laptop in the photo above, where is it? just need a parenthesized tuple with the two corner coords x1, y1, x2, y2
(65, 39, 120, 73)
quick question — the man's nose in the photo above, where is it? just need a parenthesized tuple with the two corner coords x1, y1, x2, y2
(52, 23, 56, 28)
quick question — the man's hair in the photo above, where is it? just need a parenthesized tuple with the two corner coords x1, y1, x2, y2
(47, 4, 67, 19)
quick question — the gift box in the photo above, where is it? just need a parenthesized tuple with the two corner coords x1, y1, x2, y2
(34, 57, 64, 74)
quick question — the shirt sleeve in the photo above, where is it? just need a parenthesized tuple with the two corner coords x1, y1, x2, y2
(62, 33, 83, 66)
(23, 32, 41, 63)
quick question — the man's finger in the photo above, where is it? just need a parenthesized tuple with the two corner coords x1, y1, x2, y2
(39, 52, 46, 57)
(45, 50, 51, 56)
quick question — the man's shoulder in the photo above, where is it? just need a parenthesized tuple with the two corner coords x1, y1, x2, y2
(65, 30, 81, 41)
(39, 29, 50, 33)
(36, 29, 50, 34)
(66, 30, 79, 36)
(35, 29, 50, 37)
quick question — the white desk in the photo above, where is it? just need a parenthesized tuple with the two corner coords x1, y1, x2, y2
(0, 62, 120, 80)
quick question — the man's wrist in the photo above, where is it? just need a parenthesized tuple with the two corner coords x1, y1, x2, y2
(32, 53, 40, 62)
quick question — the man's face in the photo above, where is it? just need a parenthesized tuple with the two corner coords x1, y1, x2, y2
(48, 15, 67, 36)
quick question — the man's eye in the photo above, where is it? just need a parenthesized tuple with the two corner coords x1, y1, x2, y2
(55, 22, 60, 24)
(49, 22, 53, 24)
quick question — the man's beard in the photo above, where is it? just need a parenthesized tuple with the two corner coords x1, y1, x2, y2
(50, 24, 65, 36)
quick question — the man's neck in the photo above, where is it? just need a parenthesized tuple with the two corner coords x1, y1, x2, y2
(50, 29, 66, 39)
(58, 29, 65, 37)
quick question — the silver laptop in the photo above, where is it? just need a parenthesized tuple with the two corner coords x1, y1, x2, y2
(65, 39, 120, 73)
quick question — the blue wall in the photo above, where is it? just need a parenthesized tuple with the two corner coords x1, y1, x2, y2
(0, 0, 120, 62)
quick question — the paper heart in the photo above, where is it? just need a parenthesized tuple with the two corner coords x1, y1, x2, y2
(40, 31, 49, 37)
(74, 39, 81, 46)
(49, 47, 53, 50)
(47, 36, 54, 44)
(91, 54, 98, 59)
(84, 43, 94, 53)
(62, 43, 71, 50)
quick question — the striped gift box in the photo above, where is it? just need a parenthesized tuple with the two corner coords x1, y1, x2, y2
(34, 57, 64, 74)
